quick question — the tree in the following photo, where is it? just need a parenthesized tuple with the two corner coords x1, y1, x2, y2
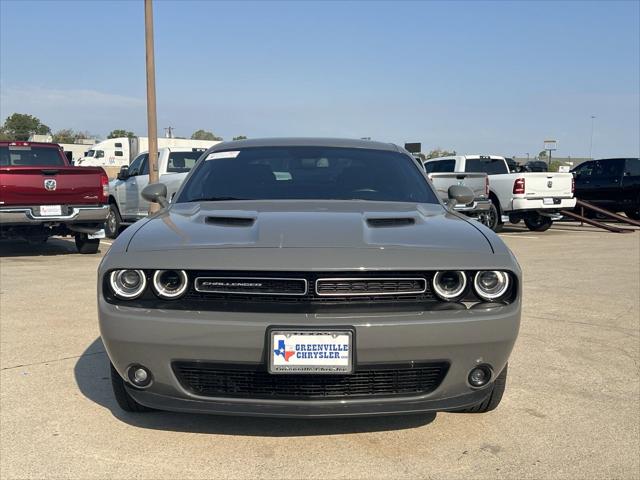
(538, 150, 548, 159)
(107, 129, 135, 139)
(52, 129, 77, 144)
(232, 135, 247, 141)
(425, 148, 456, 159)
(2, 113, 50, 141)
(191, 129, 222, 141)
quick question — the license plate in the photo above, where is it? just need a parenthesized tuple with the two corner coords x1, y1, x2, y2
(269, 330, 353, 374)
(39, 205, 62, 216)
(88, 229, 105, 239)
(543, 198, 554, 205)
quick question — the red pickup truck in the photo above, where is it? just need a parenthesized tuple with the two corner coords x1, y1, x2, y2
(0, 141, 109, 253)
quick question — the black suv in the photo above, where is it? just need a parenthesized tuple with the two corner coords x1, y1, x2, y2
(572, 158, 640, 220)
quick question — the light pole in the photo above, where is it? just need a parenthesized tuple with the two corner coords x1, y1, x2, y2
(145, 0, 159, 214)
(589, 115, 596, 160)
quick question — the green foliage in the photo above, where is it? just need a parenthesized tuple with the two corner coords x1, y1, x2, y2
(52, 129, 76, 144)
(538, 150, 548, 158)
(547, 160, 564, 172)
(191, 129, 223, 141)
(425, 148, 456, 159)
(2, 113, 50, 141)
(232, 135, 247, 141)
(107, 129, 135, 139)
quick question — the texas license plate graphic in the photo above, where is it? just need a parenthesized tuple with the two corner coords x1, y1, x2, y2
(269, 330, 353, 374)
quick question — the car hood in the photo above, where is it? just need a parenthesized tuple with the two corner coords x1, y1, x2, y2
(125, 200, 493, 254)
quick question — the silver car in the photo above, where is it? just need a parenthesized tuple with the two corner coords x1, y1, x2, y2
(98, 138, 521, 417)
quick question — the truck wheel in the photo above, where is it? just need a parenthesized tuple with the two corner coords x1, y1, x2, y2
(508, 214, 521, 224)
(487, 203, 503, 232)
(524, 213, 553, 232)
(75, 233, 100, 254)
(456, 364, 508, 413)
(110, 363, 153, 412)
(105, 203, 122, 239)
(625, 207, 640, 221)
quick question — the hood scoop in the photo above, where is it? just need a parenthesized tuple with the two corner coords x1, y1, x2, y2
(366, 217, 416, 228)
(205, 216, 255, 227)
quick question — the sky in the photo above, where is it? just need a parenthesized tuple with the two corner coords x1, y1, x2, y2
(1, 0, 639, 158)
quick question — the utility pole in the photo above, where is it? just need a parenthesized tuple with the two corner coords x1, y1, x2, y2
(145, 0, 160, 214)
(589, 115, 596, 160)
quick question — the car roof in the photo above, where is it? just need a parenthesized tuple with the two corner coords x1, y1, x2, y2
(207, 137, 399, 152)
(0, 141, 61, 148)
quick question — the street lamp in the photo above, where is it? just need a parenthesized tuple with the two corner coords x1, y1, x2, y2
(589, 115, 596, 160)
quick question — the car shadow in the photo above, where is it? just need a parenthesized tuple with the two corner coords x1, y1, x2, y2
(0, 238, 106, 257)
(75, 338, 437, 436)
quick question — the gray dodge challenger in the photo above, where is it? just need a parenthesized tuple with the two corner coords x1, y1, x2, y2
(98, 138, 521, 417)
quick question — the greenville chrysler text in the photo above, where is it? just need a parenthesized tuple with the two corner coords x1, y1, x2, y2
(98, 138, 521, 417)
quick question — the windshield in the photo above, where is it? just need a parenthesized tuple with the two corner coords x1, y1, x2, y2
(0, 146, 65, 166)
(177, 146, 438, 204)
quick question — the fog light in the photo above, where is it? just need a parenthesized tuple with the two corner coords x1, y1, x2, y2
(127, 365, 152, 388)
(468, 365, 492, 388)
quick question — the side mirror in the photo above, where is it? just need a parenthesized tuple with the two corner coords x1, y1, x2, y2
(117, 166, 130, 180)
(141, 182, 169, 209)
(447, 185, 474, 208)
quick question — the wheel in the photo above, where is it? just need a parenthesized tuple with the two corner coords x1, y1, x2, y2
(524, 213, 553, 232)
(487, 203, 503, 232)
(625, 207, 640, 221)
(75, 233, 100, 254)
(105, 203, 122, 239)
(456, 364, 508, 413)
(110, 363, 153, 412)
(508, 214, 521, 224)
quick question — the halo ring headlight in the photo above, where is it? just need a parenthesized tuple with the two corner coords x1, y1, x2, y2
(432, 271, 467, 301)
(474, 271, 510, 301)
(109, 269, 147, 299)
(152, 270, 188, 299)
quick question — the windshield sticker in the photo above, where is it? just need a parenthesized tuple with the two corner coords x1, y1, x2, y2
(206, 151, 240, 161)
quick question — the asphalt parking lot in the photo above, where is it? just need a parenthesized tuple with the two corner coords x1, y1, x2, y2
(1, 222, 638, 480)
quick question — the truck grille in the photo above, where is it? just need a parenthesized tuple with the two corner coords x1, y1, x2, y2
(172, 362, 449, 399)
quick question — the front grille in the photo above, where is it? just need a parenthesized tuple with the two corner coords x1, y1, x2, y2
(316, 278, 426, 296)
(195, 277, 307, 295)
(172, 361, 449, 399)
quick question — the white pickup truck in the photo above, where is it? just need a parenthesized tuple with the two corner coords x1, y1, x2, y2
(424, 155, 576, 231)
(105, 147, 205, 237)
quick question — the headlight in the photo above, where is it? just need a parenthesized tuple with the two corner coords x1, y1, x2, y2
(473, 271, 510, 301)
(432, 271, 467, 301)
(152, 270, 188, 299)
(109, 270, 147, 299)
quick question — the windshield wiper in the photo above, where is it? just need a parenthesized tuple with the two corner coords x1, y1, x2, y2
(187, 196, 248, 202)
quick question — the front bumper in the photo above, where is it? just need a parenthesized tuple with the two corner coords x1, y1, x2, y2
(511, 197, 576, 212)
(0, 205, 109, 225)
(99, 299, 520, 417)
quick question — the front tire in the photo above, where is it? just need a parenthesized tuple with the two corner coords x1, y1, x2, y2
(75, 233, 100, 254)
(456, 364, 508, 413)
(486, 203, 503, 232)
(105, 203, 122, 239)
(625, 206, 640, 221)
(524, 213, 553, 232)
(110, 363, 153, 412)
